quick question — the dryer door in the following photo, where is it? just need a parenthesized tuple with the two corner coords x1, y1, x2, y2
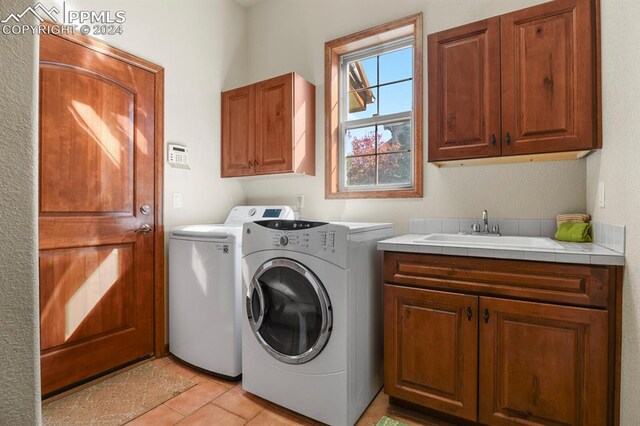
(246, 258, 332, 364)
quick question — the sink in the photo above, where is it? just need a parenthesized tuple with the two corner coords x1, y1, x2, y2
(412, 233, 563, 250)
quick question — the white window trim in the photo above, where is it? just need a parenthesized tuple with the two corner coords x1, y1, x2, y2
(338, 36, 415, 193)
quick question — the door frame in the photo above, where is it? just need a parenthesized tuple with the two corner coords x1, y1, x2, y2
(42, 22, 166, 357)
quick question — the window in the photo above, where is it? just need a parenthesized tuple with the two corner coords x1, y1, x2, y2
(325, 14, 423, 199)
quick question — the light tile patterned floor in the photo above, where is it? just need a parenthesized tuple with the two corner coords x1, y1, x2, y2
(126, 357, 453, 425)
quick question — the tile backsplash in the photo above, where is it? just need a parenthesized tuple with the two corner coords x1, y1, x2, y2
(409, 217, 626, 254)
(410, 218, 558, 238)
(592, 221, 626, 253)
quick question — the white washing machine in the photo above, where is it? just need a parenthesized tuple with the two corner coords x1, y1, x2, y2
(241, 219, 393, 425)
(168, 206, 294, 379)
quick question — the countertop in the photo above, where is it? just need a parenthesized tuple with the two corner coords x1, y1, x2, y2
(377, 234, 625, 266)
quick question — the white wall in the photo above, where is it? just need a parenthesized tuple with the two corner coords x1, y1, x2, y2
(45, 0, 249, 229)
(585, 1, 640, 423)
(0, 0, 41, 423)
(241, 0, 586, 233)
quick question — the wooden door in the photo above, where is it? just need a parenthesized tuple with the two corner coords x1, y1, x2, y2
(501, 0, 597, 155)
(254, 73, 293, 174)
(221, 84, 255, 177)
(39, 34, 157, 395)
(384, 285, 478, 421)
(479, 297, 608, 425)
(427, 18, 501, 162)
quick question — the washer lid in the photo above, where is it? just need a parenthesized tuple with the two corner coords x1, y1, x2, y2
(330, 222, 393, 234)
(170, 224, 241, 241)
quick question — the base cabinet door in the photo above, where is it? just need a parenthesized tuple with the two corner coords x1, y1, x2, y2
(479, 297, 608, 425)
(384, 285, 479, 421)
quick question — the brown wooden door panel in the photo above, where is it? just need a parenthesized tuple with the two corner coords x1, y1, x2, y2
(501, 0, 596, 155)
(428, 18, 501, 162)
(39, 65, 134, 215)
(384, 285, 478, 421)
(221, 85, 255, 177)
(39, 33, 156, 395)
(39, 244, 135, 351)
(255, 73, 293, 173)
(479, 297, 608, 425)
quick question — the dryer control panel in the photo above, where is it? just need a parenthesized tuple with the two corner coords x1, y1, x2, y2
(243, 220, 350, 269)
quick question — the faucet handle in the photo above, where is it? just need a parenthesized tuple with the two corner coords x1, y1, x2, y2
(472, 223, 480, 233)
(492, 224, 500, 234)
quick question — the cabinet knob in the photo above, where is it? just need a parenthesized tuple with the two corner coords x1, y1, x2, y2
(483, 308, 490, 323)
(466, 307, 473, 321)
(490, 134, 497, 146)
(505, 132, 511, 146)
(254, 159, 260, 166)
(248, 160, 253, 168)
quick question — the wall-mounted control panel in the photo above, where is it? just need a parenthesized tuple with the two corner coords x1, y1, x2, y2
(168, 143, 190, 169)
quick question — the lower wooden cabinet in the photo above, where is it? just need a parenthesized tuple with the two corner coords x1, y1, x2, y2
(479, 297, 608, 426)
(383, 252, 622, 426)
(384, 286, 478, 421)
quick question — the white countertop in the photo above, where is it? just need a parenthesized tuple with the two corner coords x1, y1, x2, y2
(377, 234, 625, 266)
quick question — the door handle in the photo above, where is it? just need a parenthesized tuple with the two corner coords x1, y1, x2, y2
(135, 224, 152, 233)
(246, 279, 266, 331)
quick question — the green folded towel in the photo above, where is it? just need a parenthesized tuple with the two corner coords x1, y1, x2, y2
(555, 222, 592, 243)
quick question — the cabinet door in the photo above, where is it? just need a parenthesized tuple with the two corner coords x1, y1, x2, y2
(428, 18, 501, 162)
(255, 73, 293, 174)
(384, 285, 478, 421)
(479, 297, 608, 425)
(501, 0, 596, 155)
(221, 85, 255, 177)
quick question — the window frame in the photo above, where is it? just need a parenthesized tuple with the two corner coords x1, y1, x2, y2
(339, 37, 415, 192)
(325, 13, 423, 199)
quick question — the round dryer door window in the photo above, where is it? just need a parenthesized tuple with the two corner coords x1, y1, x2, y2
(246, 258, 332, 364)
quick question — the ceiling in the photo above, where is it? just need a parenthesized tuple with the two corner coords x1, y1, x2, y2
(234, 0, 265, 7)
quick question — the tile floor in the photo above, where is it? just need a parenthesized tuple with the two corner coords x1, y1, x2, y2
(126, 356, 453, 426)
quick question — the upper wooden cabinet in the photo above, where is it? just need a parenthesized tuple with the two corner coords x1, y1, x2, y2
(221, 73, 315, 177)
(221, 85, 255, 177)
(428, 0, 600, 164)
(428, 18, 501, 161)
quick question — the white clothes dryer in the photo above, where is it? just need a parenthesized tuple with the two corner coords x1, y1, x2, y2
(241, 219, 393, 425)
(168, 206, 293, 379)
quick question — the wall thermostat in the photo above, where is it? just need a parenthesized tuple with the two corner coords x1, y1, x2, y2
(168, 143, 190, 169)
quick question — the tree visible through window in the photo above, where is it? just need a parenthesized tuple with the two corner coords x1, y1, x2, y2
(345, 123, 412, 186)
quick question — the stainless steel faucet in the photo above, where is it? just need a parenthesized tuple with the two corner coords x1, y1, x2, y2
(471, 210, 500, 235)
(482, 210, 489, 233)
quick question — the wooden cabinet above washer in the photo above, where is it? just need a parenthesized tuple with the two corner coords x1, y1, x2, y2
(221, 72, 316, 178)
